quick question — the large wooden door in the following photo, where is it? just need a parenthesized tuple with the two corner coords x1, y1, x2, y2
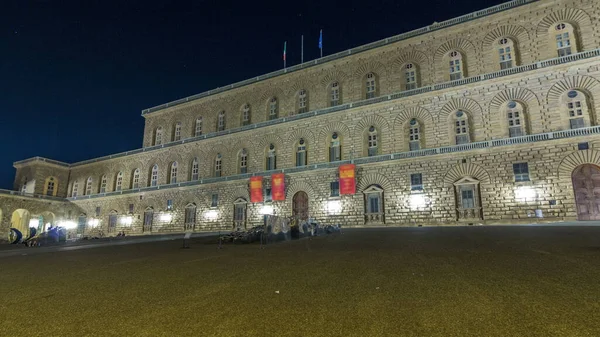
(572, 164, 600, 220)
(292, 191, 309, 221)
(143, 209, 154, 232)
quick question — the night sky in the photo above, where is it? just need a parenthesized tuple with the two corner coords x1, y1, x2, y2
(0, 0, 509, 189)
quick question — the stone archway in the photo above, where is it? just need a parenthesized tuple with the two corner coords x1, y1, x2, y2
(571, 164, 600, 220)
(292, 191, 309, 221)
(10, 209, 31, 239)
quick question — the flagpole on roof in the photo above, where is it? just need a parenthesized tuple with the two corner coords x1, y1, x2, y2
(319, 29, 323, 58)
(283, 41, 287, 70)
(301, 35, 304, 64)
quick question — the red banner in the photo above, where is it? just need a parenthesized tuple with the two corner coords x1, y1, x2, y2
(271, 173, 285, 201)
(250, 176, 263, 203)
(339, 164, 356, 195)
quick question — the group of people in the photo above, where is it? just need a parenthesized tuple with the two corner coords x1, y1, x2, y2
(116, 231, 127, 237)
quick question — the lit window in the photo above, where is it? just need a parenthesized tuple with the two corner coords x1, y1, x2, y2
(513, 163, 530, 182)
(269, 97, 278, 120)
(151, 164, 159, 187)
(454, 110, 470, 144)
(169, 162, 178, 184)
(242, 104, 251, 126)
(366, 73, 376, 99)
(410, 173, 423, 191)
(330, 82, 340, 106)
(367, 126, 378, 156)
(329, 132, 341, 162)
(405, 63, 417, 90)
(296, 138, 307, 166)
(115, 172, 123, 191)
(298, 90, 308, 114)
(449, 51, 463, 80)
(195, 117, 203, 137)
(266, 144, 277, 170)
(217, 111, 226, 131)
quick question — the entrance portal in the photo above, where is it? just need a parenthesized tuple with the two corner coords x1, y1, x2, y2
(292, 191, 309, 221)
(572, 164, 600, 220)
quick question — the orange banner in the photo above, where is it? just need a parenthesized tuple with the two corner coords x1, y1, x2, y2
(250, 176, 263, 203)
(339, 164, 356, 195)
(271, 173, 285, 201)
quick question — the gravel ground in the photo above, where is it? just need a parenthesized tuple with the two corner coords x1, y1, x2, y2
(1, 226, 599, 337)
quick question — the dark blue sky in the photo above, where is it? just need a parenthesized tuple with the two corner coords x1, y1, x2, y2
(0, 0, 508, 189)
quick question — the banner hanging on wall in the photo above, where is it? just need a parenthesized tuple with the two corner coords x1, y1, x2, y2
(250, 176, 263, 203)
(271, 173, 286, 201)
(339, 164, 356, 195)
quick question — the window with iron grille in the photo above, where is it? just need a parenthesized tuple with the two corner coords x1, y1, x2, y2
(410, 173, 423, 191)
(513, 163, 530, 182)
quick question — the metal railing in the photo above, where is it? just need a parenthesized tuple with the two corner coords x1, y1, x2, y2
(141, 0, 538, 115)
(64, 125, 600, 201)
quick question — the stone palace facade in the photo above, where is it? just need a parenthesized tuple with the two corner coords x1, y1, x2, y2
(3, 0, 600, 238)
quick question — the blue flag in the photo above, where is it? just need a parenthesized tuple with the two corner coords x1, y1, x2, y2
(319, 29, 323, 49)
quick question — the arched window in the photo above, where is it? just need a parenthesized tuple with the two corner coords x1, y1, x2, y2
(296, 138, 307, 166)
(367, 126, 378, 157)
(408, 118, 421, 151)
(453, 110, 470, 144)
(72, 181, 79, 197)
(99, 175, 107, 193)
(239, 149, 248, 174)
(363, 185, 384, 224)
(169, 162, 178, 184)
(329, 132, 341, 162)
(173, 122, 182, 141)
(554, 23, 576, 57)
(298, 90, 308, 114)
(150, 164, 159, 187)
(365, 72, 377, 99)
(266, 144, 277, 170)
(115, 172, 123, 191)
(190, 158, 199, 180)
(131, 169, 140, 189)
(85, 177, 93, 195)
(242, 104, 251, 126)
(45, 177, 56, 196)
(217, 111, 226, 131)
(507, 101, 526, 137)
(195, 117, 203, 137)
(564, 90, 590, 129)
(405, 63, 418, 90)
(449, 51, 464, 80)
(214, 154, 222, 177)
(498, 38, 515, 69)
(154, 127, 163, 145)
(330, 82, 340, 106)
(184, 203, 197, 231)
(269, 97, 278, 120)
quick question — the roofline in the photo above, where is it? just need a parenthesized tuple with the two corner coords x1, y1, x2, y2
(140, 0, 538, 116)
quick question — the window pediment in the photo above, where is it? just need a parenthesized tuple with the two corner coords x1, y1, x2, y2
(453, 176, 480, 186)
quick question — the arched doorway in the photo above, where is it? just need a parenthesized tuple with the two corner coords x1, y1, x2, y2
(10, 209, 31, 239)
(292, 191, 309, 221)
(572, 164, 600, 220)
(40, 211, 56, 232)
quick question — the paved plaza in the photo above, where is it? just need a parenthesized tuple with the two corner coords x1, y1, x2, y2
(1, 226, 600, 336)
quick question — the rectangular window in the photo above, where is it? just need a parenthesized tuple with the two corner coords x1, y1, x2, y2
(265, 188, 272, 202)
(296, 150, 306, 167)
(409, 142, 420, 151)
(167, 199, 173, 210)
(211, 194, 218, 207)
(195, 119, 203, 137)
(410, 173, 423, 191)
(367, 195, 380, 213)
(128, 203, 134, 214)
(95, 206, 101, 217)
(330, 144, 341, 162)
(461, 189, 475, 209)
(569, 117, 585, 129)
(513, 163, 530, 182)
(330, 182, 340, 197)
(331, 87, 339, 106)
